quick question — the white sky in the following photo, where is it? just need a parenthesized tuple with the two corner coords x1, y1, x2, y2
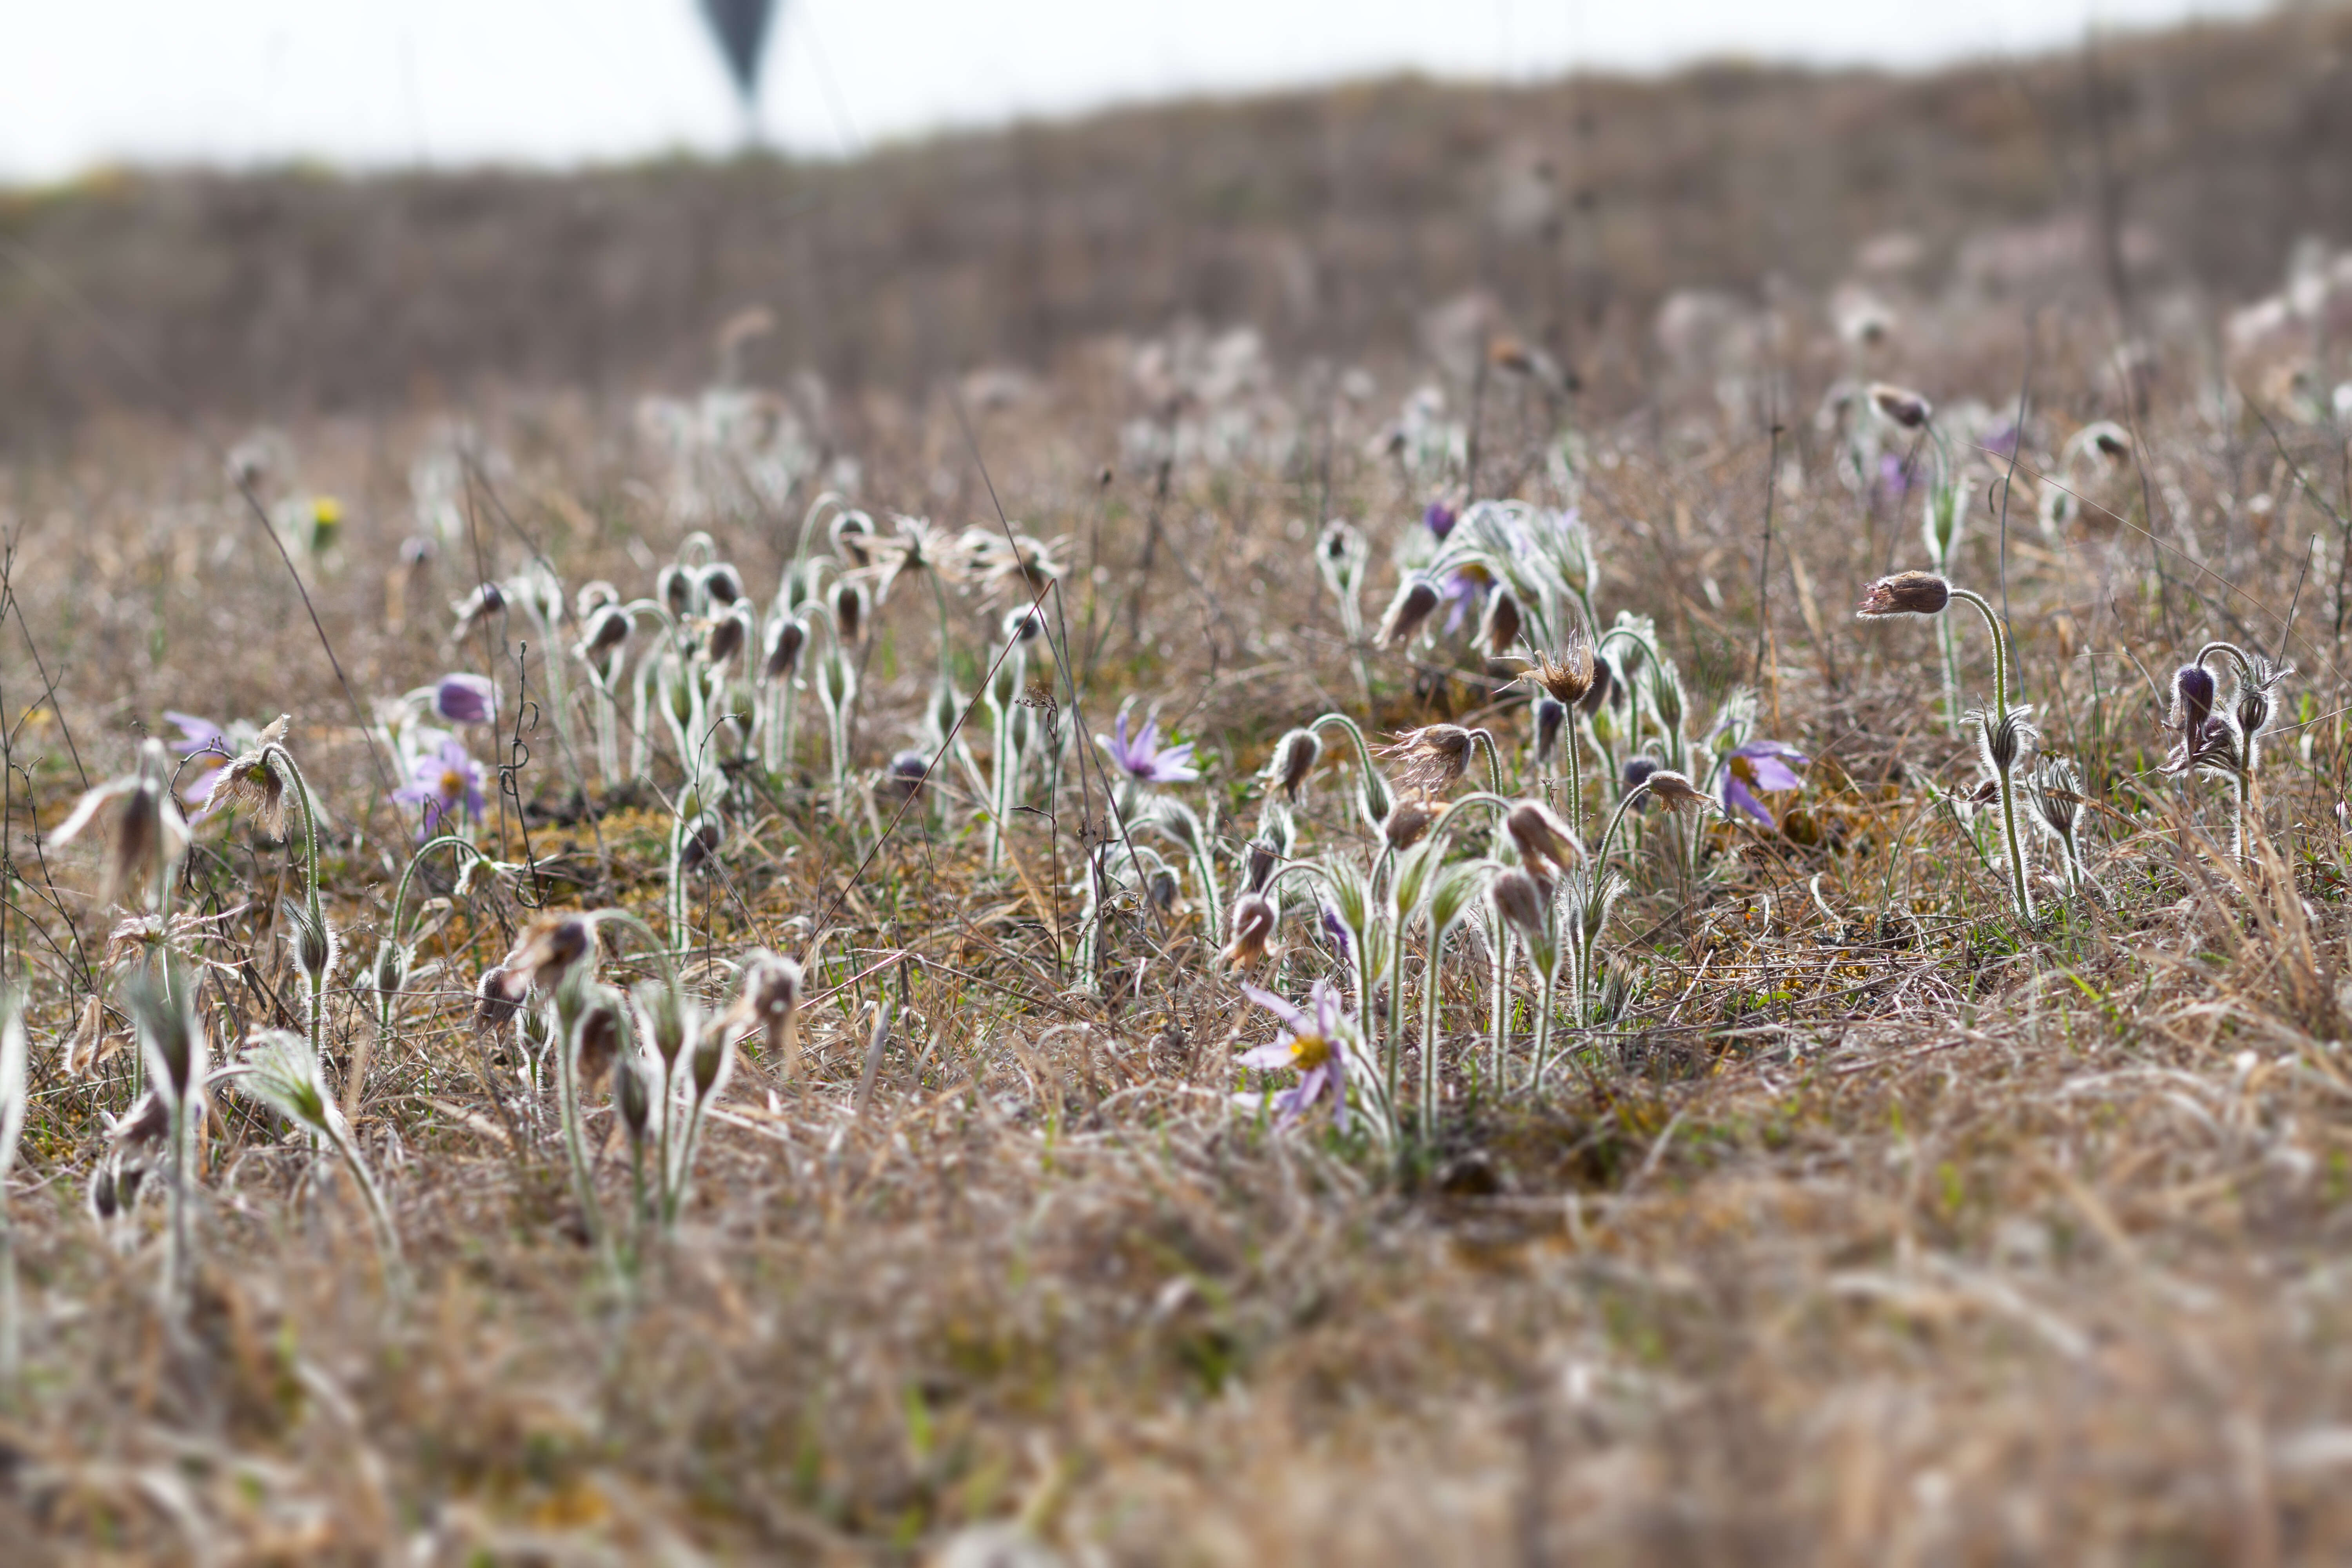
(0, 0, 2274, 183)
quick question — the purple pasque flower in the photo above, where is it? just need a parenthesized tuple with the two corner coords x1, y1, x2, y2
(1318, 900, 1352, 953)
(1439, 562, 1492, 633)
(1878, 452, 1917, 505)
(164, 711, 232, 806)
(1096, 708, 1199, 785)
(432, 673, 498, 725)
(1722, 739, 1809, 828)
(393, 739, 486, 837)
(1423, 500, 1458, 541)
(1236, 979, 1355, 1132)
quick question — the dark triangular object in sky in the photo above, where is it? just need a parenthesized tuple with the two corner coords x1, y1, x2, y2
(699, 0, 778, 103)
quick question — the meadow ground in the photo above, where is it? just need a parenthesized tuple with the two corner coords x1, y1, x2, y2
(7, 95, 2352, 1568)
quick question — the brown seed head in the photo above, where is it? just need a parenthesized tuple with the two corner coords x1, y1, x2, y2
(1637, 769, 1714, 812)
(1488, 869, 1550, 941)
(1528, 630, 1597, 704)
(1379, 725, 1476, 797)
(1382, 799, 1435, 851)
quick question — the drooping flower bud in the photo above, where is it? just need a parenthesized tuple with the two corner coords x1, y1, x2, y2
(1267, 729, 1322, 800)
(1479, 588, 1523, 658)
(1377, 577, 1442, 648)
(1488, 869, 1549, 943)
(1869, 382, 1933, 430)
(2171, 664, 2215, 734)
(1382, 799, 1434, 851)
(1505, 800, 1582, 877)
(765, 617, 807, 683)
(1221, 894, 1278, 970)
(1533, 698, 1566, 766)
(1857, 571, 1952, 618)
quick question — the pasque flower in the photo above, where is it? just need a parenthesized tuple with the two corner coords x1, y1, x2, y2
(1236, 979, 1356, 1131)
(1097, 709, 1199, 785)
(393, 739, 485, 837)
(1722, 740, 1809, 828)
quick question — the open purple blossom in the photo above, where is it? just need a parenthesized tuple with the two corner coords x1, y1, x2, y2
(164, 711, 232, 806)
(393, 739, 485, 838)
(1236, 980, 1355, 1132)
(1722, 739, 1809, 828)
(1096, 710, 1198, 785)
(432, 673, 498, 725)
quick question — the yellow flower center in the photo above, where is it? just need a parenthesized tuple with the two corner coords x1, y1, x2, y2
(440, 769, 466, 799)
(1289, 1034, 1334, 1071)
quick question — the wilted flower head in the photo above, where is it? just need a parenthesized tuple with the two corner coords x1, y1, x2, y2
(1505, 800, 1583, 877)
(1236, 980, 1355, 1131)
(50, 740, 190, 908)
(1857, 571, 1952, 618)
(1870, 382, 1934, 430)
(961, 527, 1065, 592)
(201, 714, 294, 838)
(1221, 893, 1279, 970)
(1722, 739, 1809, 828)
(393, 739, 485, 838)
(1098, 708, 1199, 785)
(1634, 769, 1713, 812)
(1379, 724, 1475, 797)
(1527, 630, 1597, 705)
(1377, 576, 1443, 649)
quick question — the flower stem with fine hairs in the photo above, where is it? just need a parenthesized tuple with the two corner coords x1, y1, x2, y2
(1945, 586, 2033, 921)
(264, 744, 329, 1055)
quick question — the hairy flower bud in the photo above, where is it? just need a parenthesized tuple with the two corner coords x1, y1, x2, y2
(1377, 577, 1442, 648)
(1479, 588, 1523, 658)
(765, 616, 808, 682)
(1221, 893, 1279, 970)
(1267, 729, 1322, 800)
(1382, 799, 1434, 851)
(1869, 382, 1933, 430)
(1505, 800, 1582, 877)
(2171, 664, 2215, 733)
(1533, 698, 1566, 766)
(1857, 571, 1952, 618)
(1489, 869, 1549, 942)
